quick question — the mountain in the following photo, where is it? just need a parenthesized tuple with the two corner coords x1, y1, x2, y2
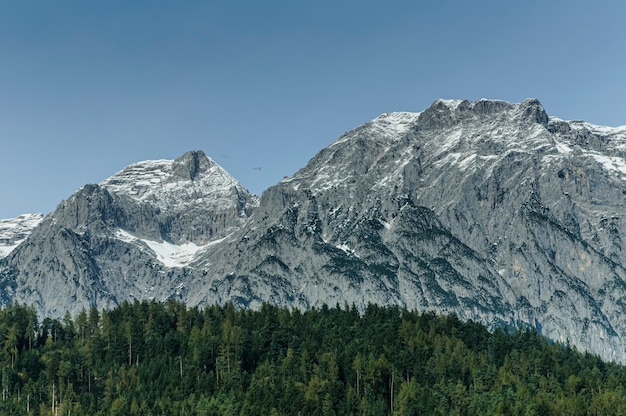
(0, 150, 257, 317)
(187, 98, 626, 362)
(2, 99, 626, 363)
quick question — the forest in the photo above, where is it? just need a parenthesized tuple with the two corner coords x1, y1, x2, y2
(0, 300, 625, 415)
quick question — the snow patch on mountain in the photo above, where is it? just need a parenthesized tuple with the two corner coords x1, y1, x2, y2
(553, 138, 573, 154)
(0, 213, 43, 258)
(336, 242, 359, 257)
(372, 111, 421, 134)
(328, 111, 420, 150)
(435, 99, 465, 110)
(101, 159, 172, 200)
(569, 120, 626, 137)
(115, 229, 201, 268)
(590, 153, 626, 180)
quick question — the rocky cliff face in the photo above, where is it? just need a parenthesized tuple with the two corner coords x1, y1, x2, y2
(2, 100, 626, 363)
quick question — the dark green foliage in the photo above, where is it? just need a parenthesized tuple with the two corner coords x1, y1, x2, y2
(0, 301, 626, 415)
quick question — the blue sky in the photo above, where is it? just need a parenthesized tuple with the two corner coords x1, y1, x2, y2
(1, 1, 625, 219)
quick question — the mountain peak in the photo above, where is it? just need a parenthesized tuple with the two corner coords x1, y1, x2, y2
(97, 151, 258, 226)
(172, 150, 212, 181)
(430, 99, 469, 111)
(418, 98, 550, 130)
(520, 98, 549, 125)
(99, 151, 248, 207)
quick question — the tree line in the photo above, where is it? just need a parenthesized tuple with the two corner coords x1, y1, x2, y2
(0, 300, 625, 415)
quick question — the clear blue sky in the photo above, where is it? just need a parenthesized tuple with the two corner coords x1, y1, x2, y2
(1, 1, 625, 219)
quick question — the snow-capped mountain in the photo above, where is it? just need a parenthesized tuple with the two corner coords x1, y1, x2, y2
(2, 99, 626, 364)
(0, 213, 43, 258)
(0, 151, 257, 317)
(185, 98, 626, 362)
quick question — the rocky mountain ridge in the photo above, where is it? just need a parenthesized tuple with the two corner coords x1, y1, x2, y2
(2, 98, 626, 363)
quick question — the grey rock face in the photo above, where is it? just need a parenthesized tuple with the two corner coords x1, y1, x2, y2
(2, 100, 626, 364)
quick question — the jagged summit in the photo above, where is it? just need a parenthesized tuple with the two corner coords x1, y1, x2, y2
(96, 150, 258, 244)
(416, 98, 549, 130)
(286, 98, 625, 198)
(172, 150, 213, 180)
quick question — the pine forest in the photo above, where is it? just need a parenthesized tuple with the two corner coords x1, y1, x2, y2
(0, 301, 625, 415)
